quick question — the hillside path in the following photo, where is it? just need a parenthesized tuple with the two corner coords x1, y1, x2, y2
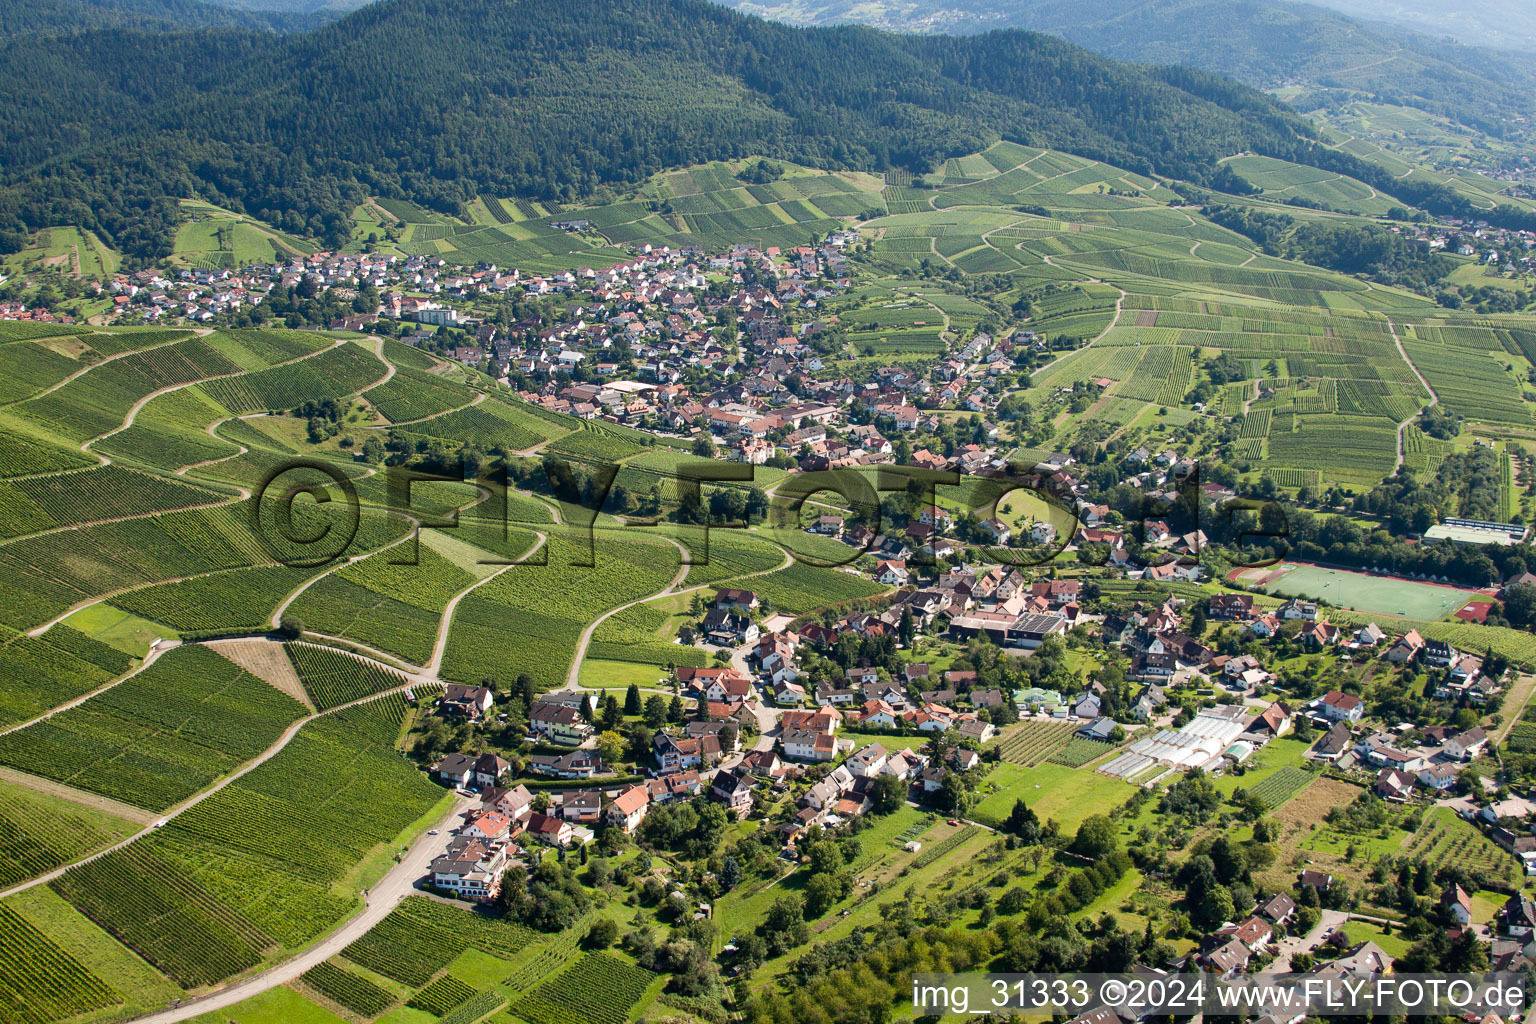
(1386, 318, 1439, 472)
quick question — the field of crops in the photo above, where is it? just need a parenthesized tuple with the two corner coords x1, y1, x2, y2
(0, 903, 122, 1024)
(0, 782, 138, 889)
(913, 825, 981, 868)
(514, 952, 655, 1024)
(588, 602, 707, 669)
(0, 425, 94, 477)
(342, 896, 532, 986)
(109, 563, 320, 631)
(49, 839, 271, 987)
(1400, 807, 1515, 884)
(440, 531, 683, 690)
(408, 973, 476, 1015)
(199, 342, 384, 414)
(286, 643, 409, 710)
(440, 990, 505, 1024)
(391, 395, 569, 453)
(720, 562, 887, 615)
(0, 643, 306, 810)
(1049, 737, 1119, 768)
(0, 625, 132, 728)
(300, 959, 397, 1017)
(993, 720, 1074, 766)
(20, 336, 242, 442)
(0, 464, 226, 540)
(1244, 766, 1314, 809)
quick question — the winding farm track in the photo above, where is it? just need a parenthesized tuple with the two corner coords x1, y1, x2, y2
(0, 328, 209, 411)
(9, 340, 436, 637)
(360, 390, 486, 428)
(1386, 318, 1440, 472)
(564, 536, 692, 689)
(0, 638, 435, 904)
(0, 339, 376, 547)
(0, 340, 817, 1018)
(425, 530, 548, 677)
(0, 640, 180, 739)
(1036, 254, 1128, 356)
(174, 411, 270, 477)
(85, 338, 350, 455)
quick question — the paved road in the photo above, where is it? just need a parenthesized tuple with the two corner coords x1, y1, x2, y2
(125, 795, 473, 1024)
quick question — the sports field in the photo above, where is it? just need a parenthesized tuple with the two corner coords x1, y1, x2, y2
(1237, 562, 1474, 620)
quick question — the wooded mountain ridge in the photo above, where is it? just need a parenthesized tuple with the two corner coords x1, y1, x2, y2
(0, 0, 1509, 265)
(719, 0, 1536, 141)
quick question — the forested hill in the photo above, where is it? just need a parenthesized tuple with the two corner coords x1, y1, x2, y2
(0, 0, 1330, 263)
(720, 0, 1536, 141)
(0, 0, 320, 37)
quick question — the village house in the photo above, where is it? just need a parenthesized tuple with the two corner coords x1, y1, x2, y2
(1317, 690, 1364, 723)
(440, 684, 495, 721)
(1445, 727, 1488, 761)
(433, 752, 510, 790)
(711, 768, 756, 814)
(528, 701, 593, 746)
(654, 731, 720, 772)
(1385, 629, 1425, 665)
(430, 836, 509, 901)
(528, 750, 603, 779)
(606, 784, 651, 832)
(523, 811, 576, 847)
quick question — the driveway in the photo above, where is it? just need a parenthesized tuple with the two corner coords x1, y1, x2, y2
(1270, 909, 1352, 968)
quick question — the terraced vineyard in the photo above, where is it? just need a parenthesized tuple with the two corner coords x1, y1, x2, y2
(391, 396, 570, 453)
(342, 896, 532, 985)
(167, 690, 442, 884)
(0, 783, 139, 889)
(0, 131, 1535, 1024)
(440, 530, 684, 690)
(286, 643, 410, 709)
(1400, 807, 1515, 883)
(0, 643, 306, 810)
(0, 903, 123, 1024)
(364, 363, 476, 423)
(588, 602, 709, 669)
(408, 973, 476, 1015)
(198, 341, 384, 414)
(0, 466, 227, 540)
(108, 563, 323, 631)
(718, 561, 887, 615)
(49, 840, 272, 986)
(0, 625, 132, 728)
